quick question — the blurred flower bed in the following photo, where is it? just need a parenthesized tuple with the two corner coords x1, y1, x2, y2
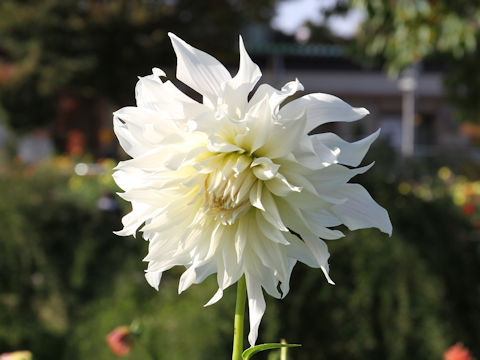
(397, 165, 480, 228)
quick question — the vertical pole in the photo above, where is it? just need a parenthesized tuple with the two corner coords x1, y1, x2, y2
(401, 87, 415, 157)
(399, 63, 419, 157)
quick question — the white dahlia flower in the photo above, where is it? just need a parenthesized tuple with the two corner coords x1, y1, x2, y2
(113, 33, 392, 346)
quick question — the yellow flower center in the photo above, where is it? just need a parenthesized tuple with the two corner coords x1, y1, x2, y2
(202, 153, 257, 225)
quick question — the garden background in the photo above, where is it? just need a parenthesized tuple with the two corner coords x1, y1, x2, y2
(1, 1, 480, 359)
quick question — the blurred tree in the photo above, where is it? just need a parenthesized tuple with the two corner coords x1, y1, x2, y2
(0, 0, 278, 132)
(326, 0, 480, 122)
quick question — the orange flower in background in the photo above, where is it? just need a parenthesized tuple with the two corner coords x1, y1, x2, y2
(444, 343, 474, 360)
(106, 326, 132, 356)
(0, 351, 32, 360)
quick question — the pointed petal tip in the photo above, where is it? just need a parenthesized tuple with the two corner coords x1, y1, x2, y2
(384, 221, 393, 237)
(113, 228, 136, 238)
(356, 107, 370, 117)
(378, 209, 393, 236)
(370, 128, 381, 139)
(168, 32, 183, 47)
(204, 288, 224, 307)
(294, 78, 305, 91)
(145, 271, 162, 291)
(321, 266, 335, 285)
(357, 128, 381, 147)
(152, 67, 166, 77)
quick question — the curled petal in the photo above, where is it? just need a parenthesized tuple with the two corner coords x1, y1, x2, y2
(311, 129, 380, 167)
(280, 93, 369, 133)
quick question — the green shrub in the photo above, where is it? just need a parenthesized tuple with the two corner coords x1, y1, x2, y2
(1, 160, 479, 360)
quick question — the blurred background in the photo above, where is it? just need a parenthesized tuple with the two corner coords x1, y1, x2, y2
(1, 0, 479, 359)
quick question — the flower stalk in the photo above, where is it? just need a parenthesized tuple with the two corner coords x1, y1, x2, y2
(232, 275, 247, 360)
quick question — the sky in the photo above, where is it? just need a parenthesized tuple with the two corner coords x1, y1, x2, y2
(271, 0, 365, 38)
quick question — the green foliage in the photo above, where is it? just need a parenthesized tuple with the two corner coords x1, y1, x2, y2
(349, 0, 480, 73)
(0, 161, 237, 359)
(327, 0, 480, 122)
(443, 49, 480, 123)
(1, 157, 480, 359)
(272, 171, 480, 360)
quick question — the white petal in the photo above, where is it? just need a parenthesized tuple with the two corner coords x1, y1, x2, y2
(311, 130, 380, 167)
(247, 225, 289, 283)
(113, 166, 146, 192)
(306, 209, 342, 227)
(302, 211, 345, 240)
(280, 93, 369, 133)
(235, 217, 249, 260)
(113, 107, 180, 158)
(113, 118, 149, 158)
(246, 275, 266, 347)
(219, 36, 262, 119)
(265, 173, 302, 197)
(302, 235, 335, 285)
(205, 288, 224, 307)
(293, 138, 338, 170)
(207, 135, 244, 153)
(308, 163, 374, 193)
(145, 270, 162, 290)
(135, 75, 205, 120)
(257, 111, 307, 159)
(251, 157, 280, 180)
(168, 32, 231, 102)
(232, 36, 261, 93)
(222, 242, 243, 284)
(261, 190, 288, 232)
(249, 79, 303, 120)
(115, 201, 151, 236)
(179, 259, 217, 294)
(284, 233, 320, 268)
(255, 210, 289, 245)
(239, 95, 271, 153)
(330, 184, 392, 235)
(249, 181, 264, 211)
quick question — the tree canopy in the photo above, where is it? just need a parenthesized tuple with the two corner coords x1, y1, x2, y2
(343, 0, 480, 122)
(0, 0, 277, 131)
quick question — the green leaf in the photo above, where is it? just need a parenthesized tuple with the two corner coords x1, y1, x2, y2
(242, 343, 301, 359)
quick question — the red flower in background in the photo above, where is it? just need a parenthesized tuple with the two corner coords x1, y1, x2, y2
(444, 343, 474, 360)
(106, 326, 132, 356)
(462, 203, 475, 216)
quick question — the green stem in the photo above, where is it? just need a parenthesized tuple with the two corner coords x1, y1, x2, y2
(232, 275, 247, 360)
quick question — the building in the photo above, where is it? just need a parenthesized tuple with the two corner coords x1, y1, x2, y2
(245, 41, 473, 158)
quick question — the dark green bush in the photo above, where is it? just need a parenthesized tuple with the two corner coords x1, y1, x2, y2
(0, 161, 479, 360)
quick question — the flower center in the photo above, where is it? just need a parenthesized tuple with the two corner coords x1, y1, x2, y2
(203, 154, 257, 225)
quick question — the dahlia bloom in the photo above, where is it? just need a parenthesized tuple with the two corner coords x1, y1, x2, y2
(113, 33, 391, 346)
